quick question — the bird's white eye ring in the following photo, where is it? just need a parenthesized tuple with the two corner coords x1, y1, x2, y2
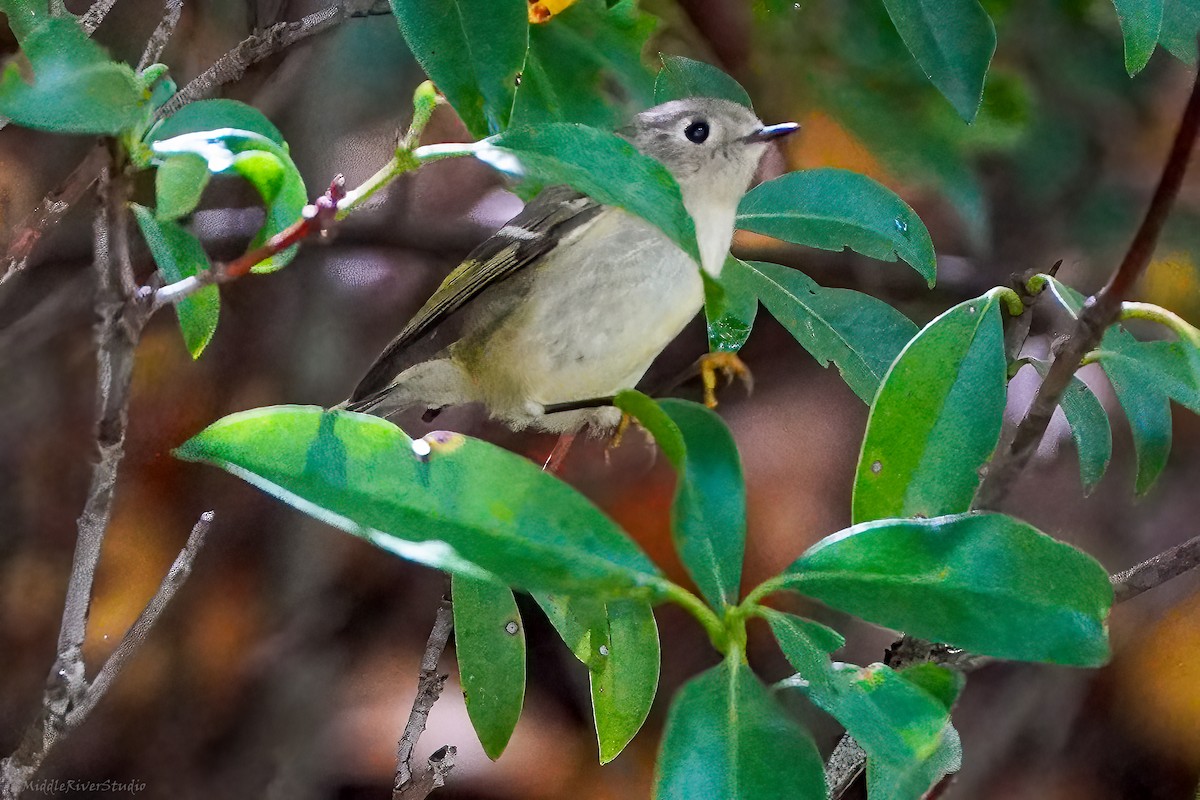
(684, 120, 710, 144)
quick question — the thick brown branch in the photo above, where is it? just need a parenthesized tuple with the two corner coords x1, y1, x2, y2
(157, 5, 345, 118)
(975, 65, 1200, 511)
(393, 596, 456, 800)
(1, 144, 109, 285)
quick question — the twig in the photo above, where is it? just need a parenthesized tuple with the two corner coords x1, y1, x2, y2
(0, 144, 109, 286)
(78, 0, 120, 35)
(393, 595, 457, 800)
(157, 4, 346, 118)
(136, 0, 184, 71)
(975, 63, 1200, 510)
(67, 511, 213, 725)
(1111, 533, 1200, 604)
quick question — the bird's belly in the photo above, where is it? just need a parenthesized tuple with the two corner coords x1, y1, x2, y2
(469, 213, 705, 407)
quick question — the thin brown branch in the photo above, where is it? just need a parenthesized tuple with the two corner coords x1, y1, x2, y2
(136, 0, 184, 71)
(67, 511, 213, 725)
(393, 595, 456, 800)
(1112, 533, 1200, 604)
(975, 64, 1200, 511)
(79, 0, 120, 35)
(1, 144, 109, 285)
(157, 4, 345, 118)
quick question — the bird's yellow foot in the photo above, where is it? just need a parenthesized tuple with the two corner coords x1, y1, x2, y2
(699, 352, 753, 409)
(608, 412, 634, 450)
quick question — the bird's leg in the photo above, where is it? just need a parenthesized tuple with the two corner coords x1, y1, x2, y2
(608, 412, 634, 449)
(698, 352, 754, 409)
(542, 433, 576, 473)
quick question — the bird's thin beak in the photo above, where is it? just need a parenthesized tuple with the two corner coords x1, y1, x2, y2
(741, 122, 801, 144)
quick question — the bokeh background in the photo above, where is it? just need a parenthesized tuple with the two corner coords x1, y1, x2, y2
(3, 0, 1200, 797)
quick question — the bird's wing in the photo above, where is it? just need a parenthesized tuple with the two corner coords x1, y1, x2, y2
(349, 185, 604, 403)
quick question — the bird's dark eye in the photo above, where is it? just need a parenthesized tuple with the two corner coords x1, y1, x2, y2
(684, 120, 710, 144)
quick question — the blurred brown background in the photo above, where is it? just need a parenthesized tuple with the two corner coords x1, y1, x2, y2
(3, 0, 1200, 798)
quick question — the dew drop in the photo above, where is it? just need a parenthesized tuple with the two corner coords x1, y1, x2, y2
(870, 460, 882, 474)
(967, 305, 977, 314)
(598, 644, 610, 657)
(894, 218, 908, 234)
(504, 621, 519, 635)
(411, 438, 432, 460)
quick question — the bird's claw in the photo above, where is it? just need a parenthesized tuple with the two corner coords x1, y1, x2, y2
(699, 352, 753, 409)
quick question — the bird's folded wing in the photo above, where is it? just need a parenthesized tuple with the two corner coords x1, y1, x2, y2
(349, 185, 604, 403)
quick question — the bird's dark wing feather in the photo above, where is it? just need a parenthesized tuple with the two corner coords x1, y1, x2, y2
(349, 186, 604, 403)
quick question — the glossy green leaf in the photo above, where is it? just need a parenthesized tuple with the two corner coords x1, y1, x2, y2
(880, 0, 996, 121)
(852, 290, 1007, 523)
(1112, 0, 1164, 74)
(390, 0, 527, 137)
(898, 662, 964, 712)
(513, 0, 656, 130)
(131, 204, 219, 358)
(1096, 339, 1200, 414)
(534, 593, 660, 763)
(1044, 278, 1172, 494)
(740, 260, 918, 404)
(592, 598, 660, 763)
(144, 98, 288, 146)
(477, 124, 699, 263)
(737, 169, 937, 286)
(155, 155, 211, 220)
(778, 512, 1113, 665)
(1028, 360, 1112, 493)
(866, 726, 962, 800)
(150, 129, 306, 272)
(653, 55, 753, 109)
(453, 573, 525, 760)
(654, 659, 825, 800)
(0, 13, 145, 134)
(703, 260, 759, 354)
(176, 406, 665, 596)
(779, 662, 952, 766)
(1161, 0, 1200, 63)
(760, 608, 844, 688)
(615, 392, 746, 609)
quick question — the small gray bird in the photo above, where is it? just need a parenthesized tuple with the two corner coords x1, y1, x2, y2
(345, 98, 798, 434)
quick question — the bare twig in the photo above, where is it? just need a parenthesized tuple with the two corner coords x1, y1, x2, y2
(67, 512, 213, 724)
(976, 65, 1200, 510)
(1112, 533, 1200, 603)
(393, 595, 457, 800)
(136, 0, 185, 71)
(78, 0, 120, 35)
(0, 144, 109, 285)
(157, 4, 346, 118)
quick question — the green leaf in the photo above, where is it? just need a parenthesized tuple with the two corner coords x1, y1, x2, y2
(0, 13, 145, 134)
(1044, 278, 1172, 494)
(533, 593, 660, 763)
(880, 0, 997, 121)
(1028, 360, 1112, 493)
(779, 662, 952, 766)
(144, 98, 288, 146)
(866, 726, 962, 800)
(592, 598, 660, 763)
(759, 608, 844, 688)
(703, 259, 759, 353)
(389, 0, 528, 137)
(740, 260, 918, 404)
(476, 124, 699, 263)
(898, 662, 964, 712)
(778, 512, 1113, 666)
(1161, 0, 1200, 63)
(155, 155, 211, 220)
(150, 129, 307, 272)
(1096, 339, 1200, 414)
(513, 0, 656, 130)
(654, 659, 825, 800)
(1112, 0, 1165, 74)
(614, 392, 746, 609)
(852, 290, 1007, 523)
(737, 169, 937, 286)
(453, 573, 525, 760)
(176, 406, 665, 596)
(131, 204, 219, 358)
(653, 54, 753, 109)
